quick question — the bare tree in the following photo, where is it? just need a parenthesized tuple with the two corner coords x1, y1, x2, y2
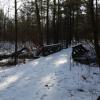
(14, 0, 18, 65)
(88, 0, 100, 66)
(46, 0, 49, 44)
(53, 0, 57, 43)
(35, 0, 43, 45)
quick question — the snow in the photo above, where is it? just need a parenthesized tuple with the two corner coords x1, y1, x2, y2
(0, 48, 100, 100)
(44, 43, 61, 47)
(0, 41, 37, 55)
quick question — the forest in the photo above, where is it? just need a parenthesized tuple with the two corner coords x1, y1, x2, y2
(0, 0, 100, 100)
(0, 0, 99, 65)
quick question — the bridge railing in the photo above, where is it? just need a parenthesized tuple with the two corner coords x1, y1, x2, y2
(42, 43, 62, 56)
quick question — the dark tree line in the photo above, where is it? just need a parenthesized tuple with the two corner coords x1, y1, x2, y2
(0, 0, 100, 65)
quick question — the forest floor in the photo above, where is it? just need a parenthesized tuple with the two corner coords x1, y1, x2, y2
(0, 48, 100, 100)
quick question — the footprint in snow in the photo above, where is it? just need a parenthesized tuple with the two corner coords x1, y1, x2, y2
(45, 83, 54, 89)
(40, 94, 47, 100)
(58, 79, 63, 83)
(36, 91, 39, 95)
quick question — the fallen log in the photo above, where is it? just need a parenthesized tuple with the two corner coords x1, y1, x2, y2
(0, 47, 39, 60)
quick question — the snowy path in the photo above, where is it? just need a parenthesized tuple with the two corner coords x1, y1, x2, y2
(0, 48, 100, 100)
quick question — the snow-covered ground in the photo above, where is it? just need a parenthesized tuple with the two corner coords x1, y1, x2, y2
(0, 48, 100, 100)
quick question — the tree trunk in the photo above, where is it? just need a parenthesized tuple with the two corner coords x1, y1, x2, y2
(57, 0, 60, 43)
(53, 0, 57, 43)
(14, 0, 18, 65)
(35, 0, 43, 45)
(69, 1, 72, 45)
(88, 0, 100, 66)
(46, 0, 49, 44)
